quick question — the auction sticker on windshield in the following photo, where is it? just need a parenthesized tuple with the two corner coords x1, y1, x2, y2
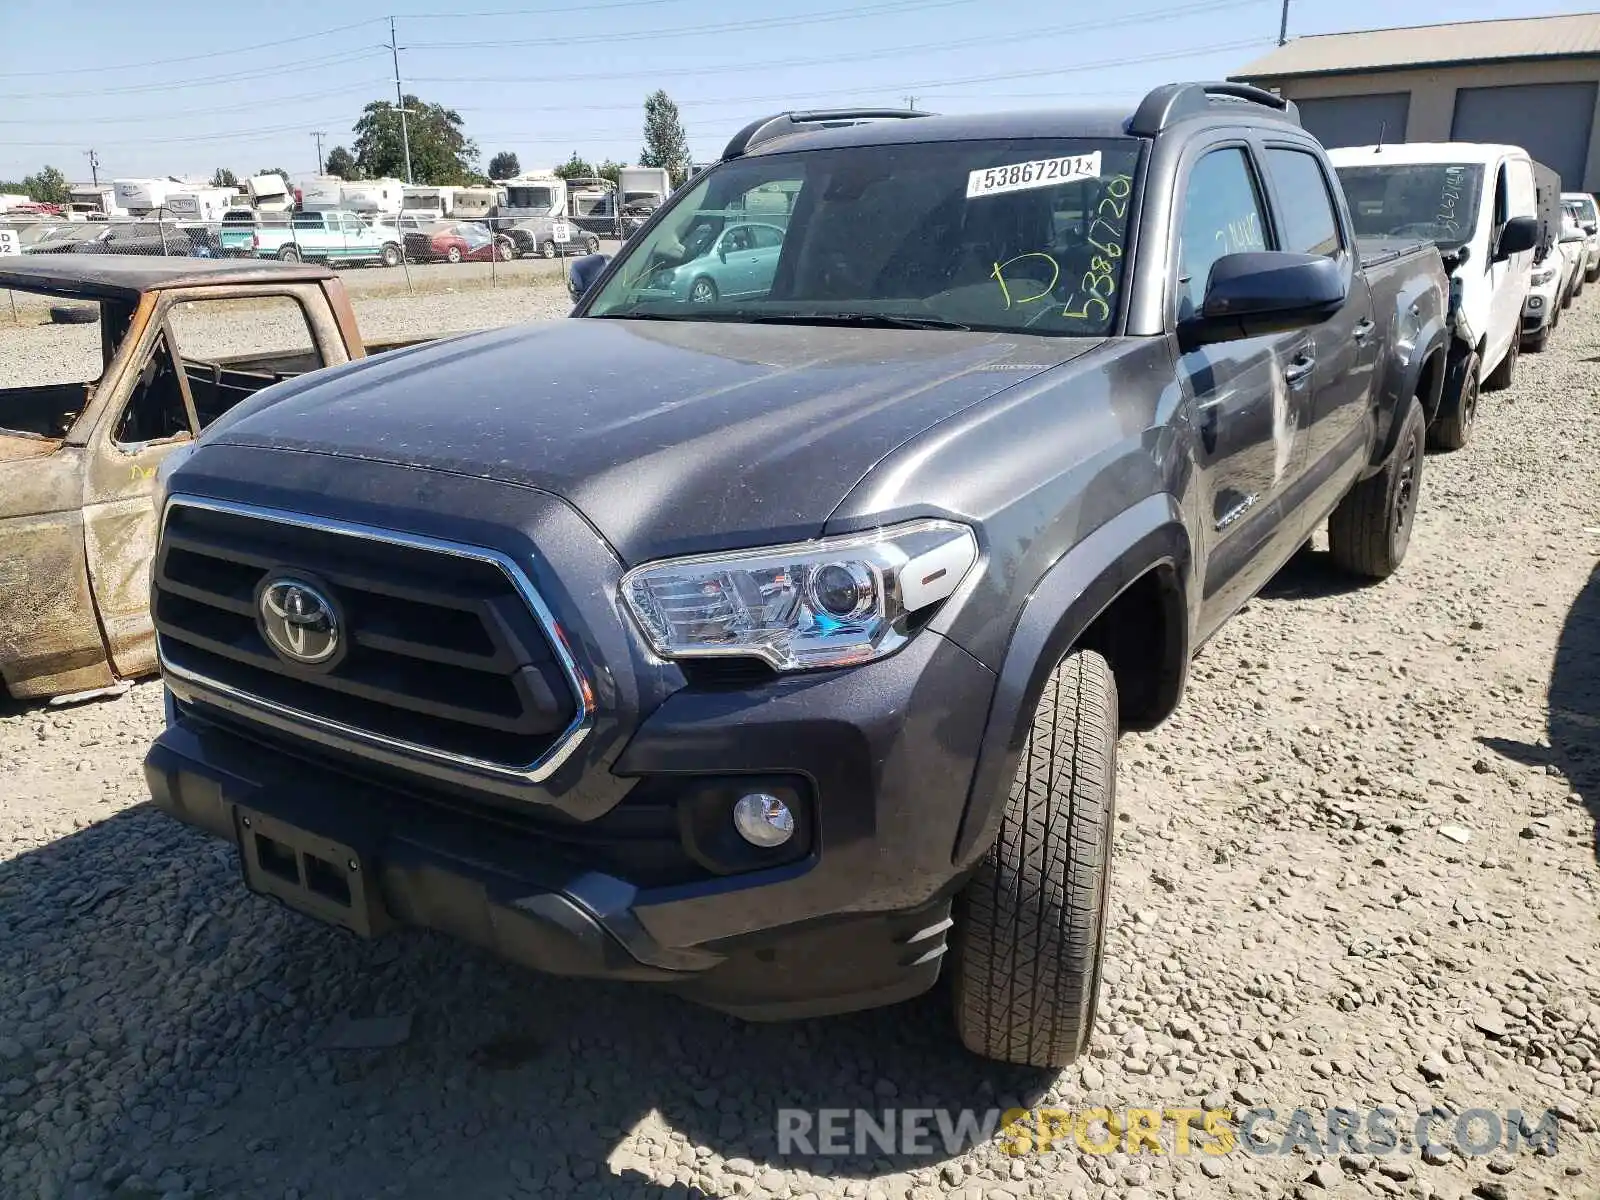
(967, 152, 1102, 199)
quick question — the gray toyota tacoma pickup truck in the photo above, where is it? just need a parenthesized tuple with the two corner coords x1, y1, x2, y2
(144, 83, 1447, 1066)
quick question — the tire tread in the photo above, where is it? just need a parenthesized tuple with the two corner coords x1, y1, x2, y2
(951, 649, 1116, 1067)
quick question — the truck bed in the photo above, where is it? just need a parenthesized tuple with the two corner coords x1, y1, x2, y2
(1355, 235, 1436, 271)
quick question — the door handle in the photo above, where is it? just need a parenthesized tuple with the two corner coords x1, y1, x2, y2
(1284, 355, 1316, 385)
(1353, 318, 1375, 342)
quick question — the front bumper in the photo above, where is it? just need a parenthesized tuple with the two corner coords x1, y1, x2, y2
(145, 451, 998, 1018)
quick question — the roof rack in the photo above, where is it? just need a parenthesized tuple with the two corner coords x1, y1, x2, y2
(721, 108, 934, 160)
(1129, 81, 1299, 136)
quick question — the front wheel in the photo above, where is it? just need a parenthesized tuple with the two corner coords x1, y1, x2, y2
(689, 277, 719, 304)
(585, 236, 600, 254)
(951, 649, 1117, 1068)
(277, 245, 301, 263)
(1328, 396, 1425, 579)
(495, 238, 514, 262)
(1429, 349, 1479, 451)
(1483, 336, 1518, 391)
(381, 243, 401, 268)
(540, 240, 558, 259)
(446, 246, 463, 264)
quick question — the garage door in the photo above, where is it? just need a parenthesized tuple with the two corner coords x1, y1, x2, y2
(1452, 82, 1597, 190)
(1296, 93, 1411, 150)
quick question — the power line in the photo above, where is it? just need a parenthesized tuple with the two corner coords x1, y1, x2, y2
(0, 82, 390, 125)
(463, 38, 1271, 142)
(415, 0, 978, 51)
(0, 49, 389, 101)
(0, 19, 389, 77)
(412, 0, 1267, 88)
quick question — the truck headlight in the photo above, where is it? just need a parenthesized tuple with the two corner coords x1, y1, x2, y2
(621, 519, 979, 671)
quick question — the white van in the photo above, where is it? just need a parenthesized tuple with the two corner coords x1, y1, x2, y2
(1332, 143, 1538, 449)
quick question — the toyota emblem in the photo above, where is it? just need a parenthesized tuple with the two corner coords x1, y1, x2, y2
(258, 577, 341, 666)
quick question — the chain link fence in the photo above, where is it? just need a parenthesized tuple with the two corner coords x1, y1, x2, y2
(0, 212, 620, 302)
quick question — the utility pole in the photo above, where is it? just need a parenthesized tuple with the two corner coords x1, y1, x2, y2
(1278, 0, 1290, 45)
(311, 131, 327, 176)
(84, 148, 100, 187)
(389, 17, 413, 184)
(902, 94, 919, 110)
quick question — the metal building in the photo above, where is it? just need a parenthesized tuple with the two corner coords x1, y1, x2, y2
(1232, 13, 1600, 190)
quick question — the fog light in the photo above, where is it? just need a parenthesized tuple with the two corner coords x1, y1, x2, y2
(732, 793, 795, 847)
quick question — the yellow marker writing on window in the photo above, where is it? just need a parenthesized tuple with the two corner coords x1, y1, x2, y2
(991, 252, 1061, 309)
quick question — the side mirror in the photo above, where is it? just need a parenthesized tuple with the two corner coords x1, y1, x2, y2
(1179, 251, 1347, 349)
(1494, 215, 1538, 260)
(717, 244, 727, 262)
(567, 252, 611, 304)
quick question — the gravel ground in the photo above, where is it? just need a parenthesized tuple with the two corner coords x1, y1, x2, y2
(2, 293, 1598, 1200)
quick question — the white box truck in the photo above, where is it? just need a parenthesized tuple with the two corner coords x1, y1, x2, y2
(299, 177, 345, 212)
(617, 166, 670, 238)
(247, 173, 293, 212)
(339, 179, 404, 216)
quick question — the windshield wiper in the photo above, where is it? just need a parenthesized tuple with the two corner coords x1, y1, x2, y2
(747, 312, 972, 331)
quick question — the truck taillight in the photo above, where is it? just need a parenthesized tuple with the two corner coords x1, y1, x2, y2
(251, 233, 259, 249)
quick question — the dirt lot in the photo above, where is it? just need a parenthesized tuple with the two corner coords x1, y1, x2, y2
(2, 286, 1597, 1200)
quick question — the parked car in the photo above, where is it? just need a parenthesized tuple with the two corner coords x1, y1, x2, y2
(402, 221, 514, 264)
(1561, 191, 1600, 282)
(499, 215, 600, 259)
(144, 84, 1448, 1068)
(1521, 221, 1579, 351)
(246, 209, 402, 267)
(17, 223, 103, 254)
(0, 256, 436, 702)
(366, 211, 435, 239)
(630, 221, 786, 304)
(1558, 211, 1588, 310)
(72, 222, 203, 257)
(1332, 142, 1539, 450)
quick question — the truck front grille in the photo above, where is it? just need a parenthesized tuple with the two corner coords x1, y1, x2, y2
(152, 498, 591, 783)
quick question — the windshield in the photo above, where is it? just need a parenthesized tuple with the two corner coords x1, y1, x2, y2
(585, 137, 1140, 336)
(1569, 195, 1598, 223)
(1335, 163, 1485, 250)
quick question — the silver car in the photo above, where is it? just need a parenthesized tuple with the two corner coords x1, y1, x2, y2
(633, 221, 786, 305)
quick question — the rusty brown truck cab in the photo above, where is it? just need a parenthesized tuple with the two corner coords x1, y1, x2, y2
(0, 257, 376, 702)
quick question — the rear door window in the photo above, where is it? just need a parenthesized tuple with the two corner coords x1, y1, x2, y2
(1265, 148, 1342, 257)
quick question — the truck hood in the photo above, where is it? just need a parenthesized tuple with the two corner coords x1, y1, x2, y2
(200, 318, 1102, 562)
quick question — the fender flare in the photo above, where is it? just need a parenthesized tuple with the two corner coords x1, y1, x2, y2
(1383, 325, 1449, 460)
(949, 494, 1192, 869)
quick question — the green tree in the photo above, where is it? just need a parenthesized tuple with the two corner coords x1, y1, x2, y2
(352, 95, 478, 184)
(256, 168, 291, 183)
(552, 151, 594, 180)
(15, 165, 70, 204)
(597, 158, 625, 186)
(210, 168, 239, 188)
(639, 90, 690, 187)
(487, 150, 520, 180)
(323, 146, 358, 180)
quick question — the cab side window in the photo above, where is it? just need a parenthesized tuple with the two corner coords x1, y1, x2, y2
(114, 330, 193, 448)
(1266, 148, 1342, 257)
(1175, 147, 1270, 323)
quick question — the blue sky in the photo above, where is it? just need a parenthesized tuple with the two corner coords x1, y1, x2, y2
(0, 0, 1592, 183)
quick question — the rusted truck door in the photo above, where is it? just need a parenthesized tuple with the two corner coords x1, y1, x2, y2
(80, 323, 197, 679)
(79, 284, 344, 677)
